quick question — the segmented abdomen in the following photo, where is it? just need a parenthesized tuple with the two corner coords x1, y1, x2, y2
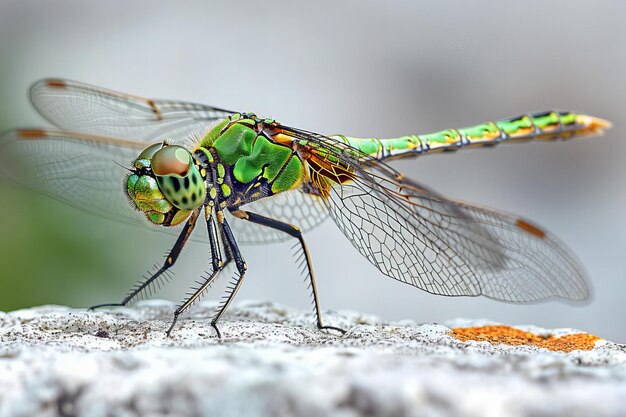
(340, 111, 611, 161)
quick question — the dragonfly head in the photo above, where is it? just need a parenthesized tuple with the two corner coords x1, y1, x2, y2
(126, 143, 206, 226)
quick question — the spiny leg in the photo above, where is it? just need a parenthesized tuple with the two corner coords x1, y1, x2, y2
(230, 209, 345, 334)
(89, 209, 201, 310)
(166, 207, 229, 337)
(209, 212, 249, 338)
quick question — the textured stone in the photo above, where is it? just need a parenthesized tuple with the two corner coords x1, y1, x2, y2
(0, 300, 625, 417)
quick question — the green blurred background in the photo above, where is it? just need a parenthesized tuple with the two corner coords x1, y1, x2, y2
(1, 0, 625, 341)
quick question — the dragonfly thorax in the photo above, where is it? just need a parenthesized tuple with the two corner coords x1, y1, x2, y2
(126, 143, 206, 227)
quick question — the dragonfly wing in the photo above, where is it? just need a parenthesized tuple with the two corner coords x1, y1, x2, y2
(0, 129, 154, 228)
(282, 125, 589, 302)
(228, 190, 329, 245)
(327, 173, 588, 301)
(29, 79, 236, 142)
(443, 199, 589, 301)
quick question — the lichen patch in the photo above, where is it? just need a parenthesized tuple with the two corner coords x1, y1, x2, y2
(450, 325, 601, 352)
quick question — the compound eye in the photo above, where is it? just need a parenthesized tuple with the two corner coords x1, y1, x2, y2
(138, 143, 165, 160)
(151, 145, 191, 176)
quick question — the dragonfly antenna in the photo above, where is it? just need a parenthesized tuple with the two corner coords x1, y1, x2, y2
(112, 160, 133, 172)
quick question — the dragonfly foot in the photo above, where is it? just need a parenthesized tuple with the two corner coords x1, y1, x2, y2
(88, 302, 125, 311)
(211, 322, 223, 339)
(165, 315, 179, 338)
(318, 325, 347, 335)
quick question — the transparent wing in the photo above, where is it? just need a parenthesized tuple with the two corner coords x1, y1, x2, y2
(29, 79, 236, 142)
(228, 190, 329, 244)
(444, 199, 588, 301)
(281, 125, 589, 302)
(0, 129, 153, 228)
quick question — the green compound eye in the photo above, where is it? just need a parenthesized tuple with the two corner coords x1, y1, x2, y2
(150, 145, 206, 211)
(151, 145, 191, 176)
(138, 143, 165, 160)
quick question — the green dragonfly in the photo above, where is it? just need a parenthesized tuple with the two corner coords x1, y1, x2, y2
(0, 79, 611, 337)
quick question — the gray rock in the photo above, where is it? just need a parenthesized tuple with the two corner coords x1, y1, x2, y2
(1, 300, 625, 417)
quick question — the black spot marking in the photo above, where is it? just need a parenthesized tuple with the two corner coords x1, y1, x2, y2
(170, 176, 181, 192)
(182, 196, 188, 205)
(172, 199, 179, 206)
(191, 193, 197, 202)
(192, 173, 198, 185)
(184, 176, 190, 189)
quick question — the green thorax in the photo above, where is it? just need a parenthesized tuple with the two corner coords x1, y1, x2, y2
(200, 115, 303, 194)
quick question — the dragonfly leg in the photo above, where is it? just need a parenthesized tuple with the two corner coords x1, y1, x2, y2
(230, 209, 346, 335)
(89, 209, 201, 311)
(166, 208, 230, 337)
(197, 210, 249, 338)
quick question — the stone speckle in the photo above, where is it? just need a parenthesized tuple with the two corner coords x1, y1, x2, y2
(1, 300, 625, 417)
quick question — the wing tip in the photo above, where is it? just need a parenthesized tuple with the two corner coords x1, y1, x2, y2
(29, 79, 70, 114)
(567, 279, 593, 305)
(29, 78, 69, 104)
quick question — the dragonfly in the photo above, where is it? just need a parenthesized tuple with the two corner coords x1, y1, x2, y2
(0, 79, 611, 337)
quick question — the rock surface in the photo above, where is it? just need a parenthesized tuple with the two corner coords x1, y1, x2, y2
(0, 300, 625, 417)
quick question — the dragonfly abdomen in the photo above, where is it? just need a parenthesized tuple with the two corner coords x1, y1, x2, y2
(341, 111, 610, 161)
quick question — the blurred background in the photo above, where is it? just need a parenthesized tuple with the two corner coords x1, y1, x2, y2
(1, 0, 625, 341)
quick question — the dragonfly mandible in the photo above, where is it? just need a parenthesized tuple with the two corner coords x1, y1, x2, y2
(0, 79, 611, 337)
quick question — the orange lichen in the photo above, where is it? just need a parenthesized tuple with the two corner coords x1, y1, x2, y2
(450, 325, 601, 353)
